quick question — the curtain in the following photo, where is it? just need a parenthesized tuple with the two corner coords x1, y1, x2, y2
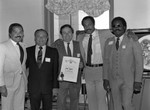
(45, 0, 110, 17)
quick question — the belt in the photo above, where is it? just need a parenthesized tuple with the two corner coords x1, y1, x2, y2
(86, 63, 103, 67)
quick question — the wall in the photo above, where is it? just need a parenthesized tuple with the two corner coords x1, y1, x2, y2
(0, 0, 44, 47)
(114, 0, 150, 29)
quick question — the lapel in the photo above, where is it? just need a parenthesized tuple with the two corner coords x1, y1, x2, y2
(60, 40, 67, 56)
(32, 46, 39, 67)
(54, 39, 67, 56)
(98, 30, 107, 56)
(7, 40, 20, 65)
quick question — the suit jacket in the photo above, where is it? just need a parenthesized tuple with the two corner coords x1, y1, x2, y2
(51, 39, 83, 84)
(0, 39, 27, 89)
(26, 45, 59, 94)
(77, 29, 114, 65)
(103, 32, 143, 86)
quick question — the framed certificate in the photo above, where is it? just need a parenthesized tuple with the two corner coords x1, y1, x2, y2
(58, 56, 80, 82)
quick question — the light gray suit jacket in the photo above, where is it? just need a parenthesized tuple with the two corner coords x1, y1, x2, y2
(103, 32, 143, 86)
(0, 39, 27, 89)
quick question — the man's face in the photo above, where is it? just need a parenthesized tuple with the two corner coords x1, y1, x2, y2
(35, 31, 48, 46)
(111, 20, 126, 37)
(82, 18, 95, 34)
(61, 27, 73, 43)
(9, 26, 24, 43)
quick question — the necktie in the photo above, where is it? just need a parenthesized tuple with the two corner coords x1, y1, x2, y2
(67, 43, 71, 56)
(17, 43, 24, 64)
(37, 46, 43, 68)
(116, 37, 120, 50)
(87, 34, 92, 65)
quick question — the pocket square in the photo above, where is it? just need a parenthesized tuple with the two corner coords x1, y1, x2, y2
(45, 58, 51, 62)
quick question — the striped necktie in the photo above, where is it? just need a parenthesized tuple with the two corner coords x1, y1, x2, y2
(37, 46, 43, 68)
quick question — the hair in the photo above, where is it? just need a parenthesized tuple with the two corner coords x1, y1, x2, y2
(111, 17, 127, 28)
(81, 16, 95, 26)
(60, 24, 74, 35)
(9, 23, 23, 34)
(34, 29, 48, 37)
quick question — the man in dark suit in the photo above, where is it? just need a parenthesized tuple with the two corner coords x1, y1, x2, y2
(26, 29, 59, 110)
(51, 24, 84, 110)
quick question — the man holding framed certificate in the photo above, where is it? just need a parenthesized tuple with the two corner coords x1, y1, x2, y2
(51, 24, 84, 110)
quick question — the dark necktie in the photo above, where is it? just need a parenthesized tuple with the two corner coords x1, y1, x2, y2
(87, 34, 92, 65)
(116, 37, 120, 50)
(67, 43, 71, 56)
(17, 43, 24, 64)
(37, 46, 43, 68)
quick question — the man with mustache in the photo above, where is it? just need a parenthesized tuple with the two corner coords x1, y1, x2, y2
(103, 17, 143, 110)
(0, 23, 27, 110)
(77, 16, 114, 110)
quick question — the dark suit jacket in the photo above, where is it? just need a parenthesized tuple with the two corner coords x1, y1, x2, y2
(26, 45, 59, 94)
(51, 39, 83, 84)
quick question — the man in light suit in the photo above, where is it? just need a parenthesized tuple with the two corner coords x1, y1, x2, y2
(77, 16, 114, 110)
(51, 24, 84, 110)
(26, 29, 59, 110)
(0, 23, 27, 110)
(103, 17, 143, 110)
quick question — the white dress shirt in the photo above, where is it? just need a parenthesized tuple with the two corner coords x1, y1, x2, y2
(35, 45, 46, 63)
(63, 40, 73, 56)
(82, 30, 103, 64)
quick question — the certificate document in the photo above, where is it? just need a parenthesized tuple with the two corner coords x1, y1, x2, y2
(58, 56, 80, 82)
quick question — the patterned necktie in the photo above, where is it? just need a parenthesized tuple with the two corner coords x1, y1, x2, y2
(67, 42, 71, 56)
(17, 43, 24, 64)
(37, 46, 43, 68)
(116, 37, 120, 50)
(87, 34, 92, 65)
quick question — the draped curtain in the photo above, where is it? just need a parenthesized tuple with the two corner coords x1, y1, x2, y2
(45, 0, 110, 17)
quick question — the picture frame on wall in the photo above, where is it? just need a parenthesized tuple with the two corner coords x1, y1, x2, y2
(132, 28, 150, 75)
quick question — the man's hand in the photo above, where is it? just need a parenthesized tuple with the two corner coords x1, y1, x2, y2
(79, 62, 84, 69)
(0, 85, 7, 97)
(133, 82, 142, 94)
(53, 88, 58, 96)
(103, 79, 110, 92)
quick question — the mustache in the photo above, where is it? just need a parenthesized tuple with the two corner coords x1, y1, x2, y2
(15, 36, 22, 38)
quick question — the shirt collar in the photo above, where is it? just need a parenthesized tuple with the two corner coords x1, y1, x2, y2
(36, 45, 46, 50)
(10, 39, 17, 46)
(86, 30, 97, 39)
(115, 34, 124, 42)
(64, 40, 73, 44)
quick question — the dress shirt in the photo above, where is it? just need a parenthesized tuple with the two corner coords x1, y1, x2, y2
(115, 34, 124, 46)
(82, 30, 103, 64)
(11, 39, 20, 57)
(63, 40, 73, 56)
(35, 45, 46, 63)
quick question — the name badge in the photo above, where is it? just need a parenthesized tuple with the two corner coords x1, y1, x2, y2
(45, 58, 51, 62)
(77, 53, 80, 57)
